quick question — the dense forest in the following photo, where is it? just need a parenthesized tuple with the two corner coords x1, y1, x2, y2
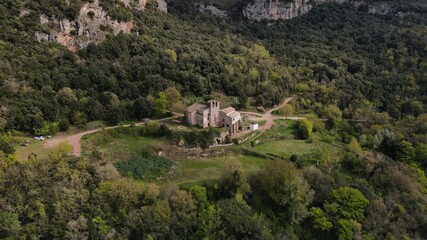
(0, 0, 426, 239)
(1, 0, 424, 132)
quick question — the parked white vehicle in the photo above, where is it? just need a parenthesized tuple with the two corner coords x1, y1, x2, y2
(34, 136, 45, 141)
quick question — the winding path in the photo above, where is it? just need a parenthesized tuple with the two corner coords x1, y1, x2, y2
(44, 116, 177, 156)
(235, 96, 304, 138)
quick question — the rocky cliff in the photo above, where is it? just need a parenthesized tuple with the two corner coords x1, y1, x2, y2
(35, 0, 167, 51)
(242, 0, 394, 21)
(199, 3, 229, 17)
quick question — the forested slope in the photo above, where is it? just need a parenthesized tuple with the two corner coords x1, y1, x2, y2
(0, 0, 426, 132)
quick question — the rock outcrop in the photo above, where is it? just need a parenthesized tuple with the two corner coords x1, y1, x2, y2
(243, 0, 347, 21)
(120, 0, 167, 12)
(120, 0, 147, 10)
(157, 0, 168, 12)
(243, 0, 396, 21)
(34, 0, 166, 51)
(199, 3, 228, 17)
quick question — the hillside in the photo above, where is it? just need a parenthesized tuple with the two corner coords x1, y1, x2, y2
(0, 0, 426, 239)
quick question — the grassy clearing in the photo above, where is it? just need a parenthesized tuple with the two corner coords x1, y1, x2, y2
(82, 134, 167, 162)
(171, 154, 267, 185)
(258, 119, 296, 141)
(82, 128, 269, 185)
(14, 137, 50, 161)
(114, 157, 174, 180)
(254, 139, 320, 158)
(253, 120, 343, 162)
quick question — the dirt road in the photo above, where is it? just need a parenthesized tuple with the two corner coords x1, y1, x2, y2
(44, 116, 177, 156)
(235, 96, 304, 138)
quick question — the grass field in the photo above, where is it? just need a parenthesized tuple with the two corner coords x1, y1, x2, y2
(254, 139, 323, 158)
(82, 134, 167, 161)
(252, 120, 343, 162)
(172, 154, 267, 185)
(14, 137, 50, 161)
(82, 129, 269, 185)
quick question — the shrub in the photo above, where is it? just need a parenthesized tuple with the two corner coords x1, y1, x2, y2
(297, 119, 313, 140)
(171, 128, 220, 148)
(0, 137, 15, 155)
(142, 121, 161, 136)
(114, 157, 174, 180)
(58, 118, 70, 132)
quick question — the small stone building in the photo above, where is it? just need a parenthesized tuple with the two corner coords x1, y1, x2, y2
(185, 100, 241, 134)
(249, 123, 259, 131)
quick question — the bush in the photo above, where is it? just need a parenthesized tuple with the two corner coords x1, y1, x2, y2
(171, 128, 221, 148)
(58, 118, 70, 132)
(141, 121, 161, 136)
(290, 154, 298, 162)
(0, 137, 15, 155)
(297, 119, 313, 140)
(114, 157, 174, 180)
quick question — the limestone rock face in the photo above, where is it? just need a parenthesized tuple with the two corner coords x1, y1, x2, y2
(34, 0, 166, 51)
(120, 0, 147, 10)
(243, 0, 350, 21)
(242, 0, 393, 21)
(200, 3, 228, 17)
(367, 3, 392, 14)
(119, 0, 167, 11)
(243, 0, 310, 21)
(157, 0, 168, 12)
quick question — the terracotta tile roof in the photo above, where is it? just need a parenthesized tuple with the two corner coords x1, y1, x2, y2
(221, 107, 235, 114)
(186, 103, 207, 113)
(228, 111, 241, 118)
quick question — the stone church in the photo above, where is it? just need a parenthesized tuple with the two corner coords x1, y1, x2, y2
(185, 100, 242, 134)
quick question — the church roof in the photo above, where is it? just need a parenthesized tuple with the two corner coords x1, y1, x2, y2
(228, 111, 241, 118)
(186, 103, 207, 113)
(221, 107, 235, 114)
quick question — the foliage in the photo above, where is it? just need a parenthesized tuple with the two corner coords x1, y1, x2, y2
(297, 119, 313, 139)
(321, 104, 342, 119)
(141, 121, 161, 136)
(0, 212, 20, 239)
(325, 187, 369, 222)
(309, 207, 333, 231)
(215, 199, 266, 239)
(164, 49, 178, 63)
(34, 121, 58, 135)
(0, 0, 425, 135)
(347, 137, 363, 156)
(415, 143, 427, 169)
(58, 118, 70, 132)
(259, 161, 314, 225)
(277, 104, 295, 117)
(196, 204, 222, 240)
(73, 111, 87, 128)
(396, 140, 416, 163)
(155, 92, 168, 117)
(0, 136, 15, 156)
(171, 128, 221, 148)
(114, 157, 174, 180)
(337, 219, 361, 240)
